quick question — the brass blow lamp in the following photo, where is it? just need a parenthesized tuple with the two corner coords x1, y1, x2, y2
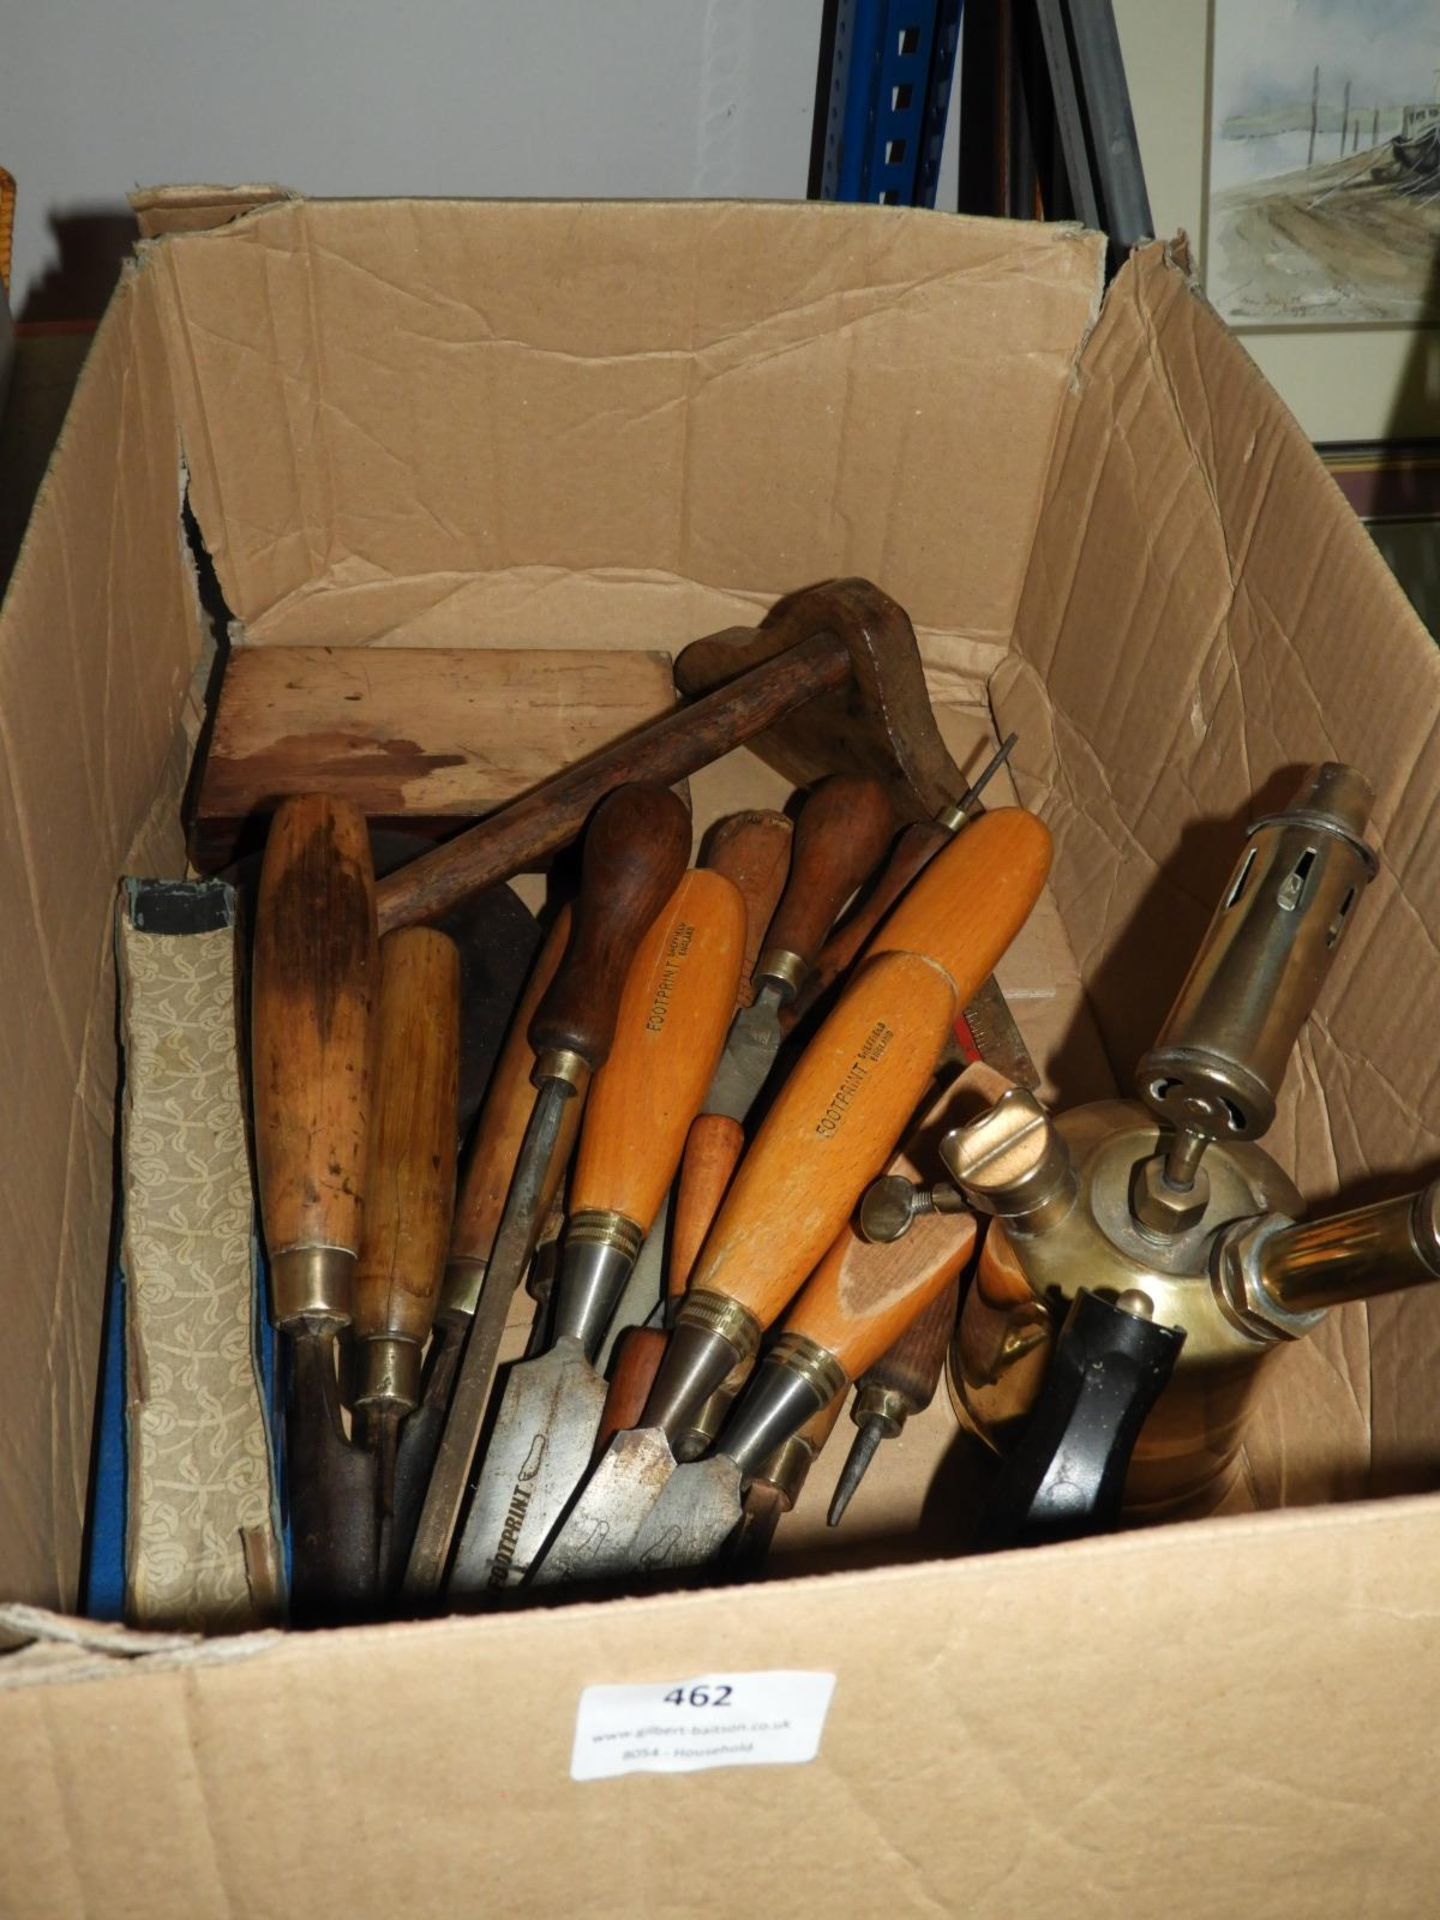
(867, 765, 1440, 1533)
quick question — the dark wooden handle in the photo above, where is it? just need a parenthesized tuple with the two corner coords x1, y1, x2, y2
(352, 929, 461, 1347)
(529, 783, 691, 1071)
(374, 630, 849, 931)
(761, 776, 895, 978)
(594, 1326, 670, 1460)
(793, 819, 950, 1020)
(860, 1274, 961, 1415)
(251, 793, 378, 1264)
(700, 811, 793, 1007)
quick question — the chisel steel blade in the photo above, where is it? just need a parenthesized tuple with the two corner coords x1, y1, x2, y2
(447, 1340, 609, 1596)
(626, 1457, 743, 1575)
(526, 1427, 678, 1587)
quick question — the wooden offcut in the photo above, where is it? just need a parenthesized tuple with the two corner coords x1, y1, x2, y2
(190, 644, 679, 868)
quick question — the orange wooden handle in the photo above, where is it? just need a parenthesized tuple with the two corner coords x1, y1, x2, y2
(593, 1325, 670, 1459)
(669, 1113, 745, 1301)
(251, 794, 377, 1264)
(866, 808, 1051, 1005)
(688, 950, 957, 1329)
(352, 929, 461, 1347)
(701, 811, 793, 1007)
(571, 869, 745, 1228)
(785, 1205, 977, 1381)
(449, 907, 571, 1266)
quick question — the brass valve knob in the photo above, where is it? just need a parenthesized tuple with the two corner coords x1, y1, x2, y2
(940, 1087, 1076, 1236)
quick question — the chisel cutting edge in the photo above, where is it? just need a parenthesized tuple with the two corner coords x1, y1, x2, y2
(447, 867, 745, 1597)
(402, 782, 691, 1600)
(624, 1189, 978, 1577)
(531, 805, 1052, 1586)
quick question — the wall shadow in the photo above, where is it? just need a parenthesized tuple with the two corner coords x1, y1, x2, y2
(20, 205, 139, 324)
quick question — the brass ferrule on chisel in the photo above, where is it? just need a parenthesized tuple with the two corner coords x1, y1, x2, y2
(752, 947, 809, 1000)
(719, 1332, 848, 1478)
(642, 1289, 763, 1443)
(532, 1047, 592, 1096)
(270, 1246, 356, 1328)
(353, 1333, 425, 1414)
(439, 1257, 487, 1321)
(552, 1210, 646, 1353)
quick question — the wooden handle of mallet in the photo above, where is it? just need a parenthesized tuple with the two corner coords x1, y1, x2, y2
(251, 793, 378, 1326)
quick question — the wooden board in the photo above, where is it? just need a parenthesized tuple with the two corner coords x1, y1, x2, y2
(189, 645, 678, 869)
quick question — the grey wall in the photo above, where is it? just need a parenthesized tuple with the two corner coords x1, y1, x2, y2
(2, 0, 828, 317)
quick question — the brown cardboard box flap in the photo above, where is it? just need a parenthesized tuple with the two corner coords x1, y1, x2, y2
(130, 183, 298, 241)
(143, 198, 1106, 651)
(4, 1499, 1440, 1916)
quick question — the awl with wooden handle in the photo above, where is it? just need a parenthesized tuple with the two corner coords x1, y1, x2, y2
(446, 867, 745, 1596)
(386, 907, 576, 1582)
(827, 1276, 960, 1526)
(351, 927, 461, 1591)
(403, 782, 691, 1599)
(251, 793, 379, 1622)
(531, 805, 1052, 1585)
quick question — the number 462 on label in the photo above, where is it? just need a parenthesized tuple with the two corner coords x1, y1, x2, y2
(663, 1682, 732, 1708)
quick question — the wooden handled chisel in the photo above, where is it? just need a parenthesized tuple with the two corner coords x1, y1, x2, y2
(250, 793, 379, 1623)
(446, 867, 745, 1596)
(403, 782, 691, 1599)
(386, 907, 575, 1582)
(530, 806, 1052, 1586)
(659, 777, 896, 1450)
(590, 808, 793, 1378)
(620, 1195, 979, 1577)
(350, 927, 461, 1593)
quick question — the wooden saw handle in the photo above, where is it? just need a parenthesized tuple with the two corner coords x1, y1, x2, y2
(865, 807, 1051, 998)
(687, 950, 958, 1329)
(449, 907, 572, 1271)
(570, 868, 745, 1230)
(529, 783, 691, 1072)
(352, 928, 461, 1349)
(785, 1207, 976, 1382)
(251, 794, 377, 1309)
(701, 810, 793, 1006)
(760, 776, 896, 980)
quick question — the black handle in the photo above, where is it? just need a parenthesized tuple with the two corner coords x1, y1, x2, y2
(975, 1291, 1185, 1551)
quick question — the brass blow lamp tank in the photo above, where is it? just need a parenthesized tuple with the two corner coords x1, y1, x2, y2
(870, 766, 1440, 1532)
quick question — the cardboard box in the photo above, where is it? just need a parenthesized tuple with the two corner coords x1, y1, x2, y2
(2, 191, 1439, 1917)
